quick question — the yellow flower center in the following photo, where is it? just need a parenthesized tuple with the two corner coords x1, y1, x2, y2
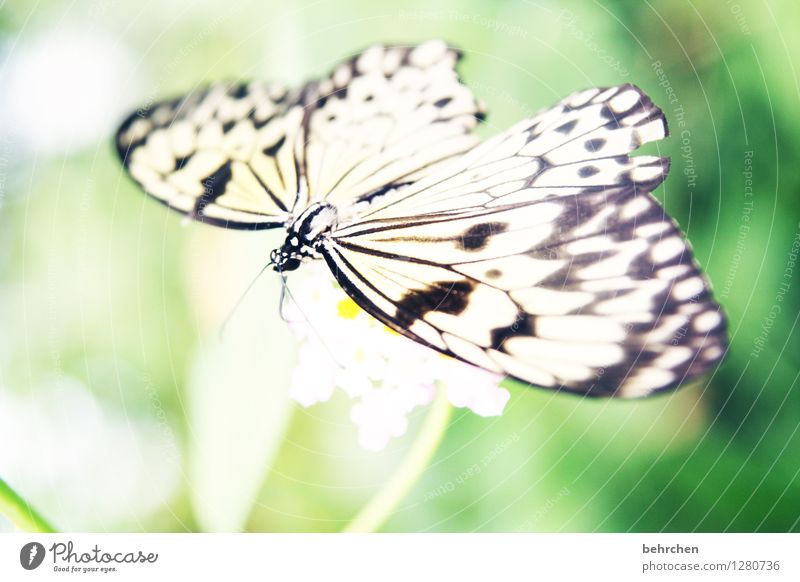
(337, 298, 362, 320)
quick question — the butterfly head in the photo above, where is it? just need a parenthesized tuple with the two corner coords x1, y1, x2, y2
(271, 202, 338, 273)
(269, 248, 302, 272)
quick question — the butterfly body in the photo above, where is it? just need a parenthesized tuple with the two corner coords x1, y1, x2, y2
(117, 40, 727, 397)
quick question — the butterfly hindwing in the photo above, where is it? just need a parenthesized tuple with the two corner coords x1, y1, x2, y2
(326, 84, 727, 396)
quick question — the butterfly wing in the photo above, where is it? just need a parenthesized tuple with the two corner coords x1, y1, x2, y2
(324, 85, 727, 396)
(116, 41, 485, 228)
(117, 81, 303, 229)
(298, 40, 485, 207)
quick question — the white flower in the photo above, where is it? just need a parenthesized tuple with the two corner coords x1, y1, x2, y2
(284, 264, 509, 450)
(438, 358, 511, 417)
(288, 340, 339, 406)
(350, 383, 434, 451)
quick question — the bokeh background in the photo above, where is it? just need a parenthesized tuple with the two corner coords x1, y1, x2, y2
(1, 0, 798, 532)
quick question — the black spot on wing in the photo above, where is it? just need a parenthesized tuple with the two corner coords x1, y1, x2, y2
(584, 138, 606, 152)
(174, 154, 193, 171)
(555, 119, 578, 134)
(194, 162, 233, 217)
(251, 112, 276, 129)
(230, 84, 249, 99)
(458, 222, 508, 251)
(394, 281, 474, 326)
(491, 313, 535, 349)
(600, 104, 621, 126)
(578, 165, 600, 178)
(315, 92, 330, 109)
(263, 135, 286, 157)
(434, 97, 453, 108)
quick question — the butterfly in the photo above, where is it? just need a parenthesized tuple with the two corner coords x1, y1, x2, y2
(116, 40, 727, 397)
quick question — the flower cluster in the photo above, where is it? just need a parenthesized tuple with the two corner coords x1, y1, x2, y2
(284, 265, 509, 451)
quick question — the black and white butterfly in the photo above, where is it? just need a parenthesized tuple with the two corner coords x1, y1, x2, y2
(116, 40, 727, 397)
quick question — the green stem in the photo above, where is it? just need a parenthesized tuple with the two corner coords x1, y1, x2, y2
(344, 387, 452, 533)
(0, 476, 57, 533)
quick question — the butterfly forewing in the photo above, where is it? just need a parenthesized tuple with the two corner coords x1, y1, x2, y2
(356, 85, 669, 220)
(327, 84, 727, 396)
(299, 40, 485, 207)
(116, 81, 301, 229)
(116, 40, 485, 229)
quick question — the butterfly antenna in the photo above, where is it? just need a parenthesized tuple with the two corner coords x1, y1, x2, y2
(277, 266, 345, 370)
(219, 260, 274, 340)
(278, 268, 290, 323)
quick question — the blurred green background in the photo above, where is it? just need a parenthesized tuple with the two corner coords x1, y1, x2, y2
(0, 0, 798, 533)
